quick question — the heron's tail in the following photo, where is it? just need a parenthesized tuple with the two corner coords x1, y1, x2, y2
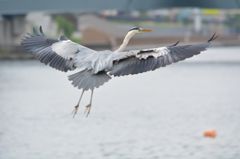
(68, 69, 111, 91)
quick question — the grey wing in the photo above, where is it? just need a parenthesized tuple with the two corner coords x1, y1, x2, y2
(21, 26, 96, 72)
(110, 34, 218, 77)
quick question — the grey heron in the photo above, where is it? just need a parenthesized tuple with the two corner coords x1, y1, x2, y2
(21, 26, 218, 117)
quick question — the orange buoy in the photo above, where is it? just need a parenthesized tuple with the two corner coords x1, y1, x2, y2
(204, 130, 216, 138)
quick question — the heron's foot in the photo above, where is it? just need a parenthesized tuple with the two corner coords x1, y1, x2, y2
(84, 104, 92, 117)
(71, 105, 79, 118)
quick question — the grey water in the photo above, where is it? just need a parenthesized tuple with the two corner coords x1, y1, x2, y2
(0, 47, 240, 159)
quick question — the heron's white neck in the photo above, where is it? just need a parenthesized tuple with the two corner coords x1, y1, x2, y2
(114, 31, 136, 52)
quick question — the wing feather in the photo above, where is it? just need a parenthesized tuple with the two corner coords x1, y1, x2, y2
(21, 26, 95, 72)
(110, 34, 218, 77)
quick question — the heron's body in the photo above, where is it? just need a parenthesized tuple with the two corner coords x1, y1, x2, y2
(21, 26, 218, 117)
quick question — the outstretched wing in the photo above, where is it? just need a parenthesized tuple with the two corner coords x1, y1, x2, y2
(21, 26, 96, 72)
(109, 34, 218, 77)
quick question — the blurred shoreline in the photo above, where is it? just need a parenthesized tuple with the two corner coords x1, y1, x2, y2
(0, 40, 239, 60)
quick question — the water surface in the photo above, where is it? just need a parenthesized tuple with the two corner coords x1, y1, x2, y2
(0, 47, 240, 159)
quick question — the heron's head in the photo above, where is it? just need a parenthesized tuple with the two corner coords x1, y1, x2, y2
(128, 27, 153, 35)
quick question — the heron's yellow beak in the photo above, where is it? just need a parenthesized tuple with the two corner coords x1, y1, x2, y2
(140, 29, 153, 33)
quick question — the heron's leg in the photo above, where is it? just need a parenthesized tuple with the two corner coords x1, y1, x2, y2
(84, 89, 94, 117)
(71, 90, 85, 118)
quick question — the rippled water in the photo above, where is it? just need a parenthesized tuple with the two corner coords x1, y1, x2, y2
(0, 47, 240, 159)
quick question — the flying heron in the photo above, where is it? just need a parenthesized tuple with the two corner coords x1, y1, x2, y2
(21, 26, 218, 117)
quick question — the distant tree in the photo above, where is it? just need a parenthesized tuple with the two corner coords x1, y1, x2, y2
(140, 11, 148, 17)
(55, 16, 74, 38)
(226, 14, 240, 34)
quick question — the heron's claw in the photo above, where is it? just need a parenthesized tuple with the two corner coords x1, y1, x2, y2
(84, 104, 92, 117)
(71, 105, 79, 118)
